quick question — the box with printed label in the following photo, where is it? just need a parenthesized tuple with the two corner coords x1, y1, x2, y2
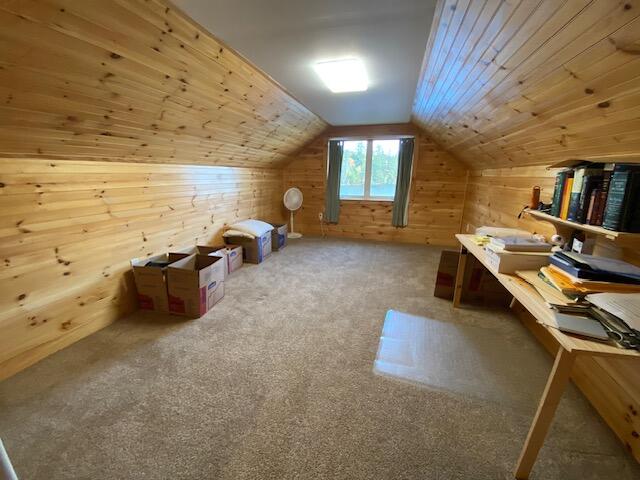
(224, 233, 271, 264)
(167, 254, 225, 317)
(130, 252, 191, 312)
(221, 244, 243, 273)
(269, 223, 288, 251)
(174, 244, 243, 277)
(194, 245, 230, 279)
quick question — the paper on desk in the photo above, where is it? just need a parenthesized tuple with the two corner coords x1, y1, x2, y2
(515, 270, 577, 307)
(586, 293, 640, 330)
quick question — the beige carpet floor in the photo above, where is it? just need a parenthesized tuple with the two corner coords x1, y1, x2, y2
(1, 237, 638, 479)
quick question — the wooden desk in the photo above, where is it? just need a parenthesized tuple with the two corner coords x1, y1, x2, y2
(453, 234, 640, 479)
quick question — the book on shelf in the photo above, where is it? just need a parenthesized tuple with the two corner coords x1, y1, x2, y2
(576, 165, 603, 223)
(567, 164, 603, 222)
(566, 165, 586, 222)
(602, 164, 640, 232)
(559, 175, 573, 220)
(622, 170, 640, 233)
(585, 188, 600, 225)
(550, 169, 571, 217)
(592, 164, 614, 226)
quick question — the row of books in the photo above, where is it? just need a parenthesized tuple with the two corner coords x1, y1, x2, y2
(550, 163, 640, 232)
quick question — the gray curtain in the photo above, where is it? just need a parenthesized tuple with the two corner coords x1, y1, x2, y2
(325, 140, 344, 223)
(392, 138, 414, 227)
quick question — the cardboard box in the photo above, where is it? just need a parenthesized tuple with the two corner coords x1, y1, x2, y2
(179, 244, 244, 276)
(223, 245, 243, 273)
(198, 245, 229, 279)
(130, 252, 190, 312)
(484, 247, 550, 274)
(434, 250, 511, 307)
(167, 254, 225, 317)
(224, 232, 271, 264)
(433, 250, 460, 300)
(269, 223, 288, 251)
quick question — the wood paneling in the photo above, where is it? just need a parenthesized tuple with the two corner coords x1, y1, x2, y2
(0, 0, 317, 379)
(461, 165, 640, 462)
(0, 0, 327, 168)
(462, 166, 556, 236)
(0, 158, 284, 380)
(282, 124, 468, 246)
(413, 0, 640, 169)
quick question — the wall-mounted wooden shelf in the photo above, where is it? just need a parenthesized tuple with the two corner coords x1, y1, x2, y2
(548, 157, 640, 169)
(524, 209, 640, 246)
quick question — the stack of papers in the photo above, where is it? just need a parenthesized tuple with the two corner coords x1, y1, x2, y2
(586, 293, 640, 331)
(516, 270, 580, 307)
(489, 236, 552, 252)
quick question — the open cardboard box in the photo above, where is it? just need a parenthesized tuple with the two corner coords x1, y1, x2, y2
(167, 254, 225, 318)
(224, 232, 271, 264)
(130, 252, 191, 312)
(173, 244, 243, 279)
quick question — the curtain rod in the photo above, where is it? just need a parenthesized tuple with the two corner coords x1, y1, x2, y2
(328, 135, 415, 141)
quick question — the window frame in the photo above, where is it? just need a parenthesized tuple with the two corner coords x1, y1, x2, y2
(331, 135, 413, 203)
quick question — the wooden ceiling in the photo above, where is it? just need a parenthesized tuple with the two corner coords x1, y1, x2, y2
(0, 0, 327, 168)
(412, 0, 640, 169)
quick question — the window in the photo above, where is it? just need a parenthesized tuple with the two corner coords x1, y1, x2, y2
(338, 139, 402, 200)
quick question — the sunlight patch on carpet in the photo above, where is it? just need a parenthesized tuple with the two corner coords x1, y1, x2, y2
(374, 310, 548, 410)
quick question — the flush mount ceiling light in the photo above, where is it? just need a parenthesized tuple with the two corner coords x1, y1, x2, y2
(313, 58, 368, 93)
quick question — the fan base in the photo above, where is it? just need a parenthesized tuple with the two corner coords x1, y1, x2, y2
(287, 232, 302, 239)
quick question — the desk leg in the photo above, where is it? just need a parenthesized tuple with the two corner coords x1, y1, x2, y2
(514, 347, 576, 479)
(453, 245, 467, 308)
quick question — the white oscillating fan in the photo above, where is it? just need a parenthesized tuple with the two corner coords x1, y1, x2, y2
(283, 187, 303, 239)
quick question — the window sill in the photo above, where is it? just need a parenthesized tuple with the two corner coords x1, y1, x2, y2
(340, 197, 395, 203)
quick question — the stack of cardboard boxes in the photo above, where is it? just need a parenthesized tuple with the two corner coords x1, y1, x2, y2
(131, 244, 243, 318)
(131, 222, 289, 318)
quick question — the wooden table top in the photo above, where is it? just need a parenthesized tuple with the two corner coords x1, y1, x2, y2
(456, 234, 640, 359)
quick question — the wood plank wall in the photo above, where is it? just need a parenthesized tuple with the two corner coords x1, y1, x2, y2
(412, 0, 640, 169)
(462, 166, 556, 236)
(0, 0, 319, 379)
(0, 159, 284, 380)
(282, 124, 468, 246)
(0, 0, 326, 168)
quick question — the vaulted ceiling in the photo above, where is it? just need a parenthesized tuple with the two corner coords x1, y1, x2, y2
(176, 0, 437, 126)
(0, 0, 326, 168)
(412, 0, 640, 170)
(2, 0, 639, 171)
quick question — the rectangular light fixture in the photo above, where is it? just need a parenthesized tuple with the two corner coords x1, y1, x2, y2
(313, 58, 368, 93)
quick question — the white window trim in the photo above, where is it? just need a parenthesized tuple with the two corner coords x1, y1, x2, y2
(333, 136, 412, 202)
